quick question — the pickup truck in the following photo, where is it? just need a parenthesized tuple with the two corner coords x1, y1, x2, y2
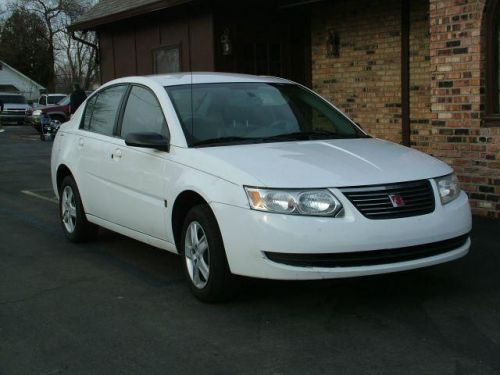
(0, 93, 31, 125)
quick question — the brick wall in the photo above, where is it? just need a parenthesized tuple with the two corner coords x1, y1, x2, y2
(311, 0, 403, 144)
(409, 1, 433, 154)
(429, 0, 499, 218)
(311, 0, 500, 218)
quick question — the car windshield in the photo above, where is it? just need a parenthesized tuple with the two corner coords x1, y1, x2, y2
(0, 95, 27, 104)
(50, 95, 66, 105)
(165, 83, 367, 147)
(57, 96, 70, 106)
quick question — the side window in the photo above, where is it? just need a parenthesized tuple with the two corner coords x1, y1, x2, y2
(82, 95, 98, 130)
(39, 96, 46, 105)
(88, 85, 128, 136)
(120, 86, 168, 139)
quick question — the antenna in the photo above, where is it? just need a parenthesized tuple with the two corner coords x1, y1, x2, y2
(187, 6, 194, 137)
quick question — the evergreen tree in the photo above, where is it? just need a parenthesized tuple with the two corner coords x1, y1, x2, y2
(0, 8, 52, 88)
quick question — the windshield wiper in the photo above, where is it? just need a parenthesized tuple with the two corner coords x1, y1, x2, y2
(192, 136, 263, 147)
(264, 130, 361, 141)
(192, 131, 367, 147)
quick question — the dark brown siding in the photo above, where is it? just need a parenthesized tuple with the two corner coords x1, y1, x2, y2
(113, 28, 137, 77)
(159, 19, 188, 71)
(135, 24, 161, 75)
(96, 6, 214, 82)
(189, 13, 215, 71)
(99, 32, 115, 83)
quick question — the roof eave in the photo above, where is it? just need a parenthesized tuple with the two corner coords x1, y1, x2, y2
(68, 0, 193, 31)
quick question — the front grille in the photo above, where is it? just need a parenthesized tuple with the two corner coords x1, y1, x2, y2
(340, 179, 435, 219)
(264, 234, 469, 268)
(2, 110, 25, 115)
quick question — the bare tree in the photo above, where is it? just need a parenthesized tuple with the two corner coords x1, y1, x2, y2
(55, 28, 98, 91)
(16, 0, 98, 91)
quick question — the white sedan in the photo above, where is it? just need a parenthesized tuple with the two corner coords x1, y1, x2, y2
(51, 73, 472, 302)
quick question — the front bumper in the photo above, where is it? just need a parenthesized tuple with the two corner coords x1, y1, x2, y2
(211, 183, 471, 280)
(0, 113, 26, 123)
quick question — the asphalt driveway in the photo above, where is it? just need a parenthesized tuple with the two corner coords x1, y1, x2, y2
(1, 126, 499, 375)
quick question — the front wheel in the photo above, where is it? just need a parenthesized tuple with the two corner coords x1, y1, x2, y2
(59, 176, 98, 242)
(181, 204, 238, 302)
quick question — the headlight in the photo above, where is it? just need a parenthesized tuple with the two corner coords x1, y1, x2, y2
(244, 187, 343, 217)
(434, 174, 460, 204)
(32, 110, 42, 116)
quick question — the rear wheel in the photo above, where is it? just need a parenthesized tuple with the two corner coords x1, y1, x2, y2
(181, 204, 238, 302)
(59, 176, 98, 242)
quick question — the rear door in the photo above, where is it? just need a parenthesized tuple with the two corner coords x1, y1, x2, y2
(76, 84, 129, 222)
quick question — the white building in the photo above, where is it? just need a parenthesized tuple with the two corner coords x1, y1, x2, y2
(0, 60, 45, 102)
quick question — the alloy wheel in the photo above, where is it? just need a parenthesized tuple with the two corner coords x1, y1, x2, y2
(184, 221, 210, 289)
(61, 185, 77, 233)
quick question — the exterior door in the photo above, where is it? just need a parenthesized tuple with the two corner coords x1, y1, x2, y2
(214, 3, 311, 86)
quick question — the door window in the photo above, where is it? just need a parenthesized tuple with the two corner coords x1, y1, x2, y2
(120, 86, 168, 139)
(81, 95, 98, 130)
(87, 85, 127, 136)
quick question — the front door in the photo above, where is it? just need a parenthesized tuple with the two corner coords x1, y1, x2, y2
(102, 85, 170, 241)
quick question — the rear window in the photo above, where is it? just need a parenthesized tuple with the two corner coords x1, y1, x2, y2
(57, 96, 70, 106)
(0, 95, 27, 104)
(49, 95, 66, 105)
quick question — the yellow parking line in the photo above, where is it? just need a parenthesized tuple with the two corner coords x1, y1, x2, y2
(21, 190, 58, 204)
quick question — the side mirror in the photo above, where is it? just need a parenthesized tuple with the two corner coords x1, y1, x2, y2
(125, 132, 170, 152)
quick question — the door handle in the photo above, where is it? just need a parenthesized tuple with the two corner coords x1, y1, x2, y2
(111, 149, 122, 160)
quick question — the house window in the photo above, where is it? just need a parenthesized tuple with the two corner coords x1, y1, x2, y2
(485, 0, 500, 126)
(153, 45, 181, 74)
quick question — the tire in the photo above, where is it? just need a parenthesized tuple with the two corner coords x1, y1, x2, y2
(180, 204, 238, 302)
(59, 176, 98, 242)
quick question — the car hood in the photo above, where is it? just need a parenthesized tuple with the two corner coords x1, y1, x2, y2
(193, 138, 452, 188)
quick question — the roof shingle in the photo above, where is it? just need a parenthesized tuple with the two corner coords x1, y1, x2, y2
(69, 0, 192, 31)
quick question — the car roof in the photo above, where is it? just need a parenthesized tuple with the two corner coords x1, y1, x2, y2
(106, 72, 293, 88)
